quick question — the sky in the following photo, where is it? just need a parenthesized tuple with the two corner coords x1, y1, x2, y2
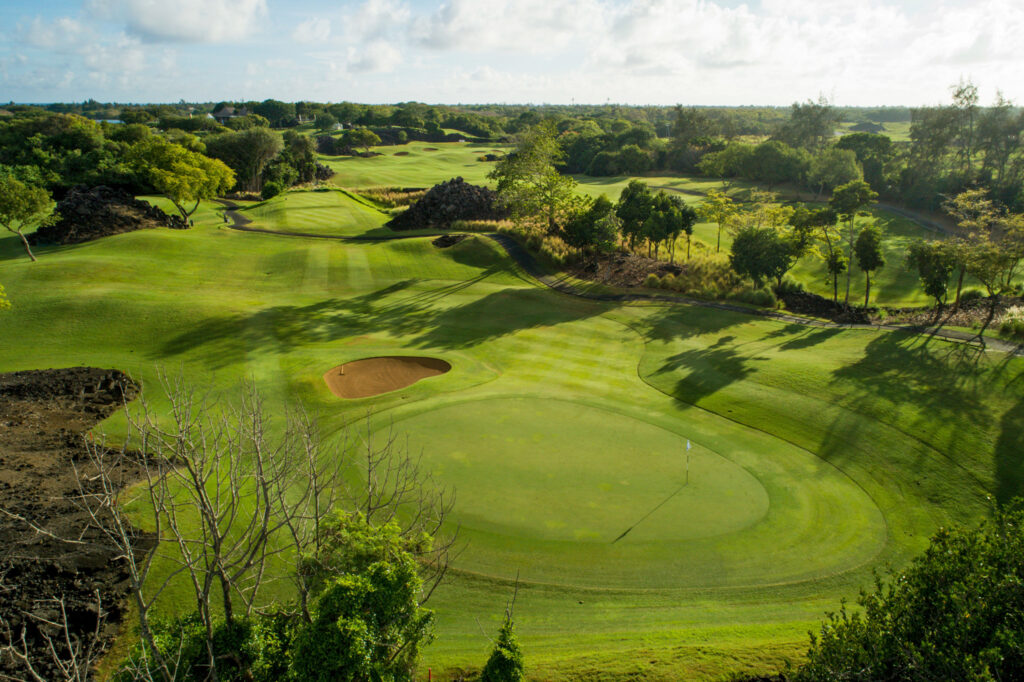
(1, 0, 1022, 107)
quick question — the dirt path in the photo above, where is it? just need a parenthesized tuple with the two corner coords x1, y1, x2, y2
(215, 201, 1024, 357)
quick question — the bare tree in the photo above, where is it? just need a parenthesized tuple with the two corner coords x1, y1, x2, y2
(350, 415, 458, 604)
(67, 375, 457, 680)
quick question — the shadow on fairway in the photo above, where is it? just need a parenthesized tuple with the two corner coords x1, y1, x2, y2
(995, 397, 1024, 504)
(822, 333, 1024, 486)
(640, 304, 746, 344)
(159, 273, 612, 366)
(652, 336, 766, 405)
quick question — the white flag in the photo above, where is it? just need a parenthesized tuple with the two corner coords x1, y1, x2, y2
(686, 440, 692, 451)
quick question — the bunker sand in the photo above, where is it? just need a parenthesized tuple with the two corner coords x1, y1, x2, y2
(324, 356, 451, 398)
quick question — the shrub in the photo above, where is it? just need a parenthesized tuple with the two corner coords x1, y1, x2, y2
(481, 617, 524, 682)
(261, 181, 284, 200)
(794, 500, 1024, 682)
(1001, 306, 1024, 340)
(961, 288, 985, 303)
(660, 273, 676, 289)
(728, 286, 776, 308)
(644, 273, 662, 288)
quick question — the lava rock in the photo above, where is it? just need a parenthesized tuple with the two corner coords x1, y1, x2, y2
(29, 185, 187, 246)
(387, 177, 508, 230)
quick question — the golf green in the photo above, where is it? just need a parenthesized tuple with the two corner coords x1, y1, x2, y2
(385, 396, 887, 590)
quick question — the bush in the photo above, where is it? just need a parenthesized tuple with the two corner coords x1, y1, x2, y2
(481, 617, 524, 682)
(660, 273, 676, 289)
(1001, 306, 1024, 340)
(261, 181, 284, 200)
(728, 286, 777, 308)
(644, 273, 662, 288)
(961, 288, 986, 303)
(794, 500, 1024, 682)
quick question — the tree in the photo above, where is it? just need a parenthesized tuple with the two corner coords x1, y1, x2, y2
(204, 128, 283, 193)
(905, 240, 955, 310)
(830, 180, 878, 305)
(730, 225, 796, 288)
(82, 379, 453, 682)
(616, 180, 654, 250)
(130, 137, 234, 222)
(854, 224, 884, 307)
(774, 96, 839, 151)
(836, 132, 894, 192)
(0, 175, 54, 262)
(314, 113, 337, 132)
(795, 500, 1024, 682)
(807, 147, 862, 199)
(489, 122, 578, 234)
(481, 611, 524, 682)
(291, 514, 435, 682)
(563, 195, 619, 253)
(252, 99, 295, 127)
(745, 140, 809, 190)
(342, 128, 381, 153)
(951, 78, 980, 176)
(697, 190, 738, 253)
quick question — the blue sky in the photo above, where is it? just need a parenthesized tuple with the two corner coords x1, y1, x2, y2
(1, 0, 1021, 106)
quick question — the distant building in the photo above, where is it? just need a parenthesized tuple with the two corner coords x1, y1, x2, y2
(210, 105, 249, 125)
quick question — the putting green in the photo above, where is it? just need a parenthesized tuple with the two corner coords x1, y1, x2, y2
(386, 396, 888, 590)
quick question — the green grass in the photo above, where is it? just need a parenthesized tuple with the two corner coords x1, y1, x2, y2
(237, 188, 393, 237)
(321, 141, 507, 189)
(2, 153, 1023, 680)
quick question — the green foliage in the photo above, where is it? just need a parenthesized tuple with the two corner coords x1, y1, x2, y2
(481, 616, 525, 682)
(744, 140, 809, 190)
(563, 195, 620, 252)
(292, 513, 433, 682)
(796, 501, 1024, 682)
(774, 97, 840, 151)
(697, 190, 739, 253)
(205, 128, 283, 193)
(730, 225, 797, 288)
(854, 224, 885, 305)
(0, 173, 54, 261)
(117, 613, 292, 682)
(489, 122, 578, 233)
(906, 239, 955, 306)
(0, 284, 10, 310)
(129, 136, 234, 220)
(808, 147, 862, 196)
(342, 128, 382, 152)
(615, 180, 654, 249)
(644, 273, 662, 288)
(261, 181, 284, 200)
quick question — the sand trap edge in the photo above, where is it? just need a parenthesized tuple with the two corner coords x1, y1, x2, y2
(323, 356, 451, 399)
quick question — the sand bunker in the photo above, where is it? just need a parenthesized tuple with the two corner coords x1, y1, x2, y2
(324, 356, 451, 399)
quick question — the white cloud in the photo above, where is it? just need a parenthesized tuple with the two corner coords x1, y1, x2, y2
(347, 40, 402, 73)
(88, 0, 268, 43)
(292, 17, 331, 43)
(416, 0, 601, 52)
(343, 0, 410, 41)
(22, 16, 90, 49)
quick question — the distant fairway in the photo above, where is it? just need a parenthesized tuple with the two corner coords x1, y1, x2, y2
(3, 143, 1023, 679)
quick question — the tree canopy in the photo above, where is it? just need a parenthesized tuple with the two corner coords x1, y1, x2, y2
(796, 501, 1024, 682)
(129, 137, 235, 221)
(0, 174, 54, 261)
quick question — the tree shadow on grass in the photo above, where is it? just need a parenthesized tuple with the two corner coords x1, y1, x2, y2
(160, 273, 613, 366)
(995, 397, 1024, 505)
(823, 332, 1024, 494)
(650, 335, 767, 405)
(639, 304, 747, 344)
